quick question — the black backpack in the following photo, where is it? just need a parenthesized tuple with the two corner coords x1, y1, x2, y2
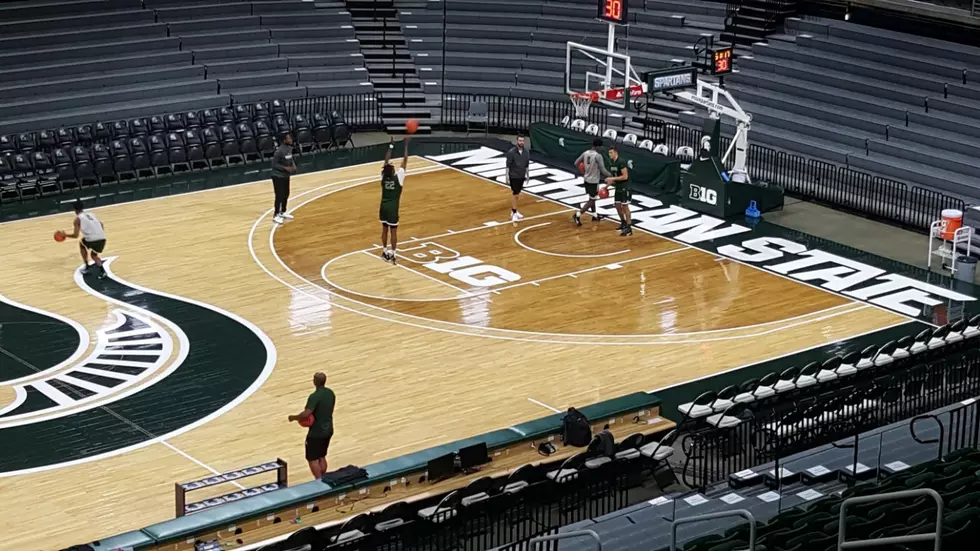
(562, 407, 592, 447)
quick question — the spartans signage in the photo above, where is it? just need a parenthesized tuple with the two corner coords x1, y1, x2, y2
(427, 146, 974, 320)
(0, 260, 274, 476)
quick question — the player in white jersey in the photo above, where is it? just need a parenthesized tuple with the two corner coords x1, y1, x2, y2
(63, 200, 107, 278)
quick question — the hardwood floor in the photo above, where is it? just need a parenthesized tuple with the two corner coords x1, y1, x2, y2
(0, 157, 906, 551)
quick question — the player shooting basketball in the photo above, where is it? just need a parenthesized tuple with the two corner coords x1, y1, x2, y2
(379, 137, 409, 264)
(606, 145, 631, 236)
(573, 138, 611, 226)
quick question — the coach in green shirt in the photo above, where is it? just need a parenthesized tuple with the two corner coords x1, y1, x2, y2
(289, 372, 336, 478)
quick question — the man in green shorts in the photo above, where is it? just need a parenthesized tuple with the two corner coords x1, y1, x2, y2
(380, 137, 409, 264)
(288, 372, 336, 479)
(606, 145, 632, 236)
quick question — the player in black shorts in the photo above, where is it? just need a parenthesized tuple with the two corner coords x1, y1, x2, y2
(606, 145, 632, 236)
(505, 135, 530, 221)
(288, 372, 336, 478)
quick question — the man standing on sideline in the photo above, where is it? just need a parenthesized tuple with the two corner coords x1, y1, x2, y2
(288, 372, 336, 479)
(271, 134, 296, 225)
(505, 135, 530, 221)
(573, 139, 611, 225)
(606, 145, 632, 236)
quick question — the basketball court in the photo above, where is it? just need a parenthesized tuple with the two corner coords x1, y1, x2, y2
(0, 145, 926, 550)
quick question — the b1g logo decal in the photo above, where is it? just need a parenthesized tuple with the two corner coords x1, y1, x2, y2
(400, 242, 521, 288)
(689, 184, 718, 206)
(0, 258, 274, 476)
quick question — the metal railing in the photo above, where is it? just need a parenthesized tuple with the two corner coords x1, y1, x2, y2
(838, 489, 945, 550)
(286, 93, 383, 129)
(530, 530, 602, 551)
(671, 510, 757, 551)
(681, 345, 980, 489)
(440, 93, 609, 133)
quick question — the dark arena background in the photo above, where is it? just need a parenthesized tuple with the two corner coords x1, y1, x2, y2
(2, 0, 980, 550)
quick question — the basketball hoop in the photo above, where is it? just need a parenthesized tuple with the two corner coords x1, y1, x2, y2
(569, 85, 645, 118)
(569, 91, 597, 118)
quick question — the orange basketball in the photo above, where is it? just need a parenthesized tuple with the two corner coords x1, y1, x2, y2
(298, 415, 315, 428)
(54, 230, 66, 242)
(598, 185, 609, 199)
(577, 161, 585, 174)
(405, 118, 419, 134)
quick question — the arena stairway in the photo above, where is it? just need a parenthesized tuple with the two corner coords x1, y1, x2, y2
(349, 0, 433, 134)
(505, 397, 977, 551)
(697, 17, 980, 201)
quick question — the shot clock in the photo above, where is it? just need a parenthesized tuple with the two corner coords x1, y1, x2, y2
(597, 0, 628, 25)
(710, 47, 734, 75)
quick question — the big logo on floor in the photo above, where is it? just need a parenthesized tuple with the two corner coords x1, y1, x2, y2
(399, 242, 521, 288)
(0, 259, 275, 476)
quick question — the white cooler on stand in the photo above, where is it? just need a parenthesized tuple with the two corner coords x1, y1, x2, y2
(928, 209, 974, 276)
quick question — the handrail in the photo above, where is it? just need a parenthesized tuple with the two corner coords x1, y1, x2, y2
(530, 529, 602, 551)
(838, 489, 944, 550)
(910, 414, 945, 461)
(671, 509, 756, 551)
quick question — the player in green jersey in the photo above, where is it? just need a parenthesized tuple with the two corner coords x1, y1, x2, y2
(605, 145, 632, 236)
(380, 137, 409, 264)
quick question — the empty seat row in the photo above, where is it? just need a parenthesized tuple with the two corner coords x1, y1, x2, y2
(1, 106, 354, 202)
(677, 320, 979, 426)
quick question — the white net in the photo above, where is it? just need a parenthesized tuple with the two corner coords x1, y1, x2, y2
(569, 92, 596, 118)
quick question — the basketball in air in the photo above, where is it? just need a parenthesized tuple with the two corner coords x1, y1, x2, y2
(298, 415, 315, 428)
(598, 185, 609, 199)
(577, 161, 585, 174)
(405, 118, 419, 134)
(54, 230, 66, 242)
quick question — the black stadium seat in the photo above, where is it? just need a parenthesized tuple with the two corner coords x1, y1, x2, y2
(72, 145, 97, 187)
(56, 127, 74, 148)
(91, 143, 114, 184)
(255, 120, 275, 159)
(184, 110, 200, 130)
(293, 114, 313, 153)
(129, 118, 147, 137)
(273, 115, 291, 141)
(0, 134, 16, 155)
(234, 104, 251, 122)
(330, 111, 352, 148)
(253, 101, 270, 123)
(313, 113, 331, 148)
(129, 137, 154, 179)
(148, 134, 170, 175)
(112, 120, 129, 139)
(111, 139, 134, 181)
(187, 141, 208, 170)
(53, 147, 76, 190)
(18, 132, 36, 153)
(93, 122, 111, 142)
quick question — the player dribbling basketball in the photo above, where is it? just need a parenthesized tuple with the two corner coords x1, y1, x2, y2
(62, 200, 107, 279)
(573, 139, 611, 225)
(380, 137, 409, 264)
(606, 145, 632, 236)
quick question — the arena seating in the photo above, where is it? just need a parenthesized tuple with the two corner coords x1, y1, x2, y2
(0, 0, 370, 134)
(0, 100, 355, 202)
(680, 17, 980, 201)
(547, 445, 980, 551)
(399, 0, 724, 102)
